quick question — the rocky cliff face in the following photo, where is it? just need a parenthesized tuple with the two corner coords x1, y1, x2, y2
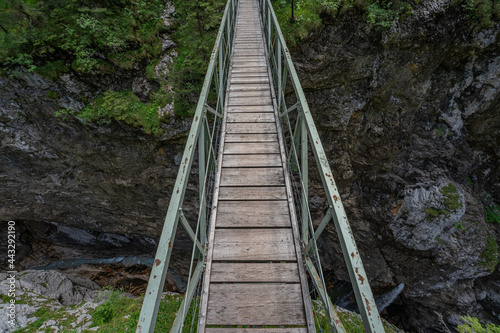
(1, 1, 500, 332)
(291, 1, 500, 331)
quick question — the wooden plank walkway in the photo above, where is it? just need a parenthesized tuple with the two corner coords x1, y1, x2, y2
(198, 0, 315, 331)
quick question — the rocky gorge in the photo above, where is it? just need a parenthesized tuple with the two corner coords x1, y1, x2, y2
(1, 0, 500, 332)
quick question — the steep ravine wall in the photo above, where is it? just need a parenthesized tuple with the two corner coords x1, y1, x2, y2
(0, 1, 499, 333)
(290, 1, 500, 331)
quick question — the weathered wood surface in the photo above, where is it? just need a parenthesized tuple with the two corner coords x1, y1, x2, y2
(210, 263, 300, 282)
(227, 112, 274, 122)
(228, 90, 271, 98)
(216, 200, 290, 227)
(199, 0, 312, 330)
(222, 154, 281, 167)
(206, 284, 305, 325)
(224, 133, 278, 142)
(220, 167, 284, 186)
(213, 228, 296, 261)
(224, 142, 279, 154)
(226, 123, 276, 134)
(218, 186, 287, 200)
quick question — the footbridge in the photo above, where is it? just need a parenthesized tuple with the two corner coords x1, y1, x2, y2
(136, 0, 384, 331)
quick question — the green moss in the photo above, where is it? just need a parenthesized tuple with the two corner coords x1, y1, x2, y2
(146, 59, 160, 80)
(479, 236, 499, 273)
(458, 315, 500, 332)
(46, 90, 60, 100)
(312, 302, 402, 332)
(436, 236, 446, 246)
(34, 60, 70, 81)
(424, 208, 452, 220)
(77, 90, 164, 135)
(454, 221, 466, 231)
(107, 50, 143, 70)
(434, 127, 445, 137)
(440, 183, 463, 210)
(0, 294, 13, 303)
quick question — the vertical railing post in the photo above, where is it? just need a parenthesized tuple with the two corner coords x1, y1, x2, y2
(199, 118, 206, 245)
(277, 39, 282, 111)
(301, 109, 308, 243)
(218, 41, 224, 110)
(267, 8, 271, 51)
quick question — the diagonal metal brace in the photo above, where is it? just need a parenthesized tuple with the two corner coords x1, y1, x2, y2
(280, 101, 300, 118)
(305, 257, 346, 333)
(305, 208, 333, 254)
(204, 104, 223, 118)
(170, 261, 204, 333)
(179, 209, 204, 254)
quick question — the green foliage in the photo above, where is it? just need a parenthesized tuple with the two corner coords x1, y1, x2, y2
(312, 302, 402, 332)
(0, 0, 166, 73)
(458, 316, 500, 332)
(462, 0, 500, 30)
(440, 183, 463, 210)
(366, 2, 398, 28)
(485, 202, 500, 224)
(93, 291, 199, 333)
(91, 288, 131, 327)
(34, 60, 70, 81)
(272, 0, 413, 46)
(170, 0, 226, 116)
(56, 90, 166, 135)
(479, 236, 499, 273)
(46, 90, 60, 99)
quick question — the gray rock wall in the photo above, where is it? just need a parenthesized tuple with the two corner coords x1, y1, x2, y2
(290, 1, 500, 330)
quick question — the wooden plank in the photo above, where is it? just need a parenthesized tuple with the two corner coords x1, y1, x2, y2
(230, 72, 269, 78)
(230, 78, 270, 85)
(223, 154, 281, 167)
(224, 142, 279, 154)
(220, 167, 284, 186)
(216, 200, 290, 227)
(210, 263, 300, 283)
(228, 90, 271, 98)
(225, 133, 278, 142)
(228, 97, 272, 106)
(218, 186, 287, 201)
(206, 284, 305, 325)
(213, 228, 296, 261)
(226, 123, 276, 134)
(227, 112, 274, 123)
(229, 84, 270, 91)
(206, 329, 307, 333)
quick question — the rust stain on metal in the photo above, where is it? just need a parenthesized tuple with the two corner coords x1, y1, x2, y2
(333, 195, 338, 203)
(195, 116, 199, 121)
(363, 293, 372, 315)
(176, 188, 179, 194)
(168, 241, 172, 248)
(355, 267, 365, 284)
(153, 275, 157, 279)
(351, 252, 355, 259)
(154, 258, 161, 267)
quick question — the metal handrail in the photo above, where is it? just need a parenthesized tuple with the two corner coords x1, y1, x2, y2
(258, 0, 386, 332)
(135, 0, 237, 331)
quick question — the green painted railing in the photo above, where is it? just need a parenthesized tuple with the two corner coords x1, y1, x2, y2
(258, 0, 385, 332)
(135, 0, 237, 331)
